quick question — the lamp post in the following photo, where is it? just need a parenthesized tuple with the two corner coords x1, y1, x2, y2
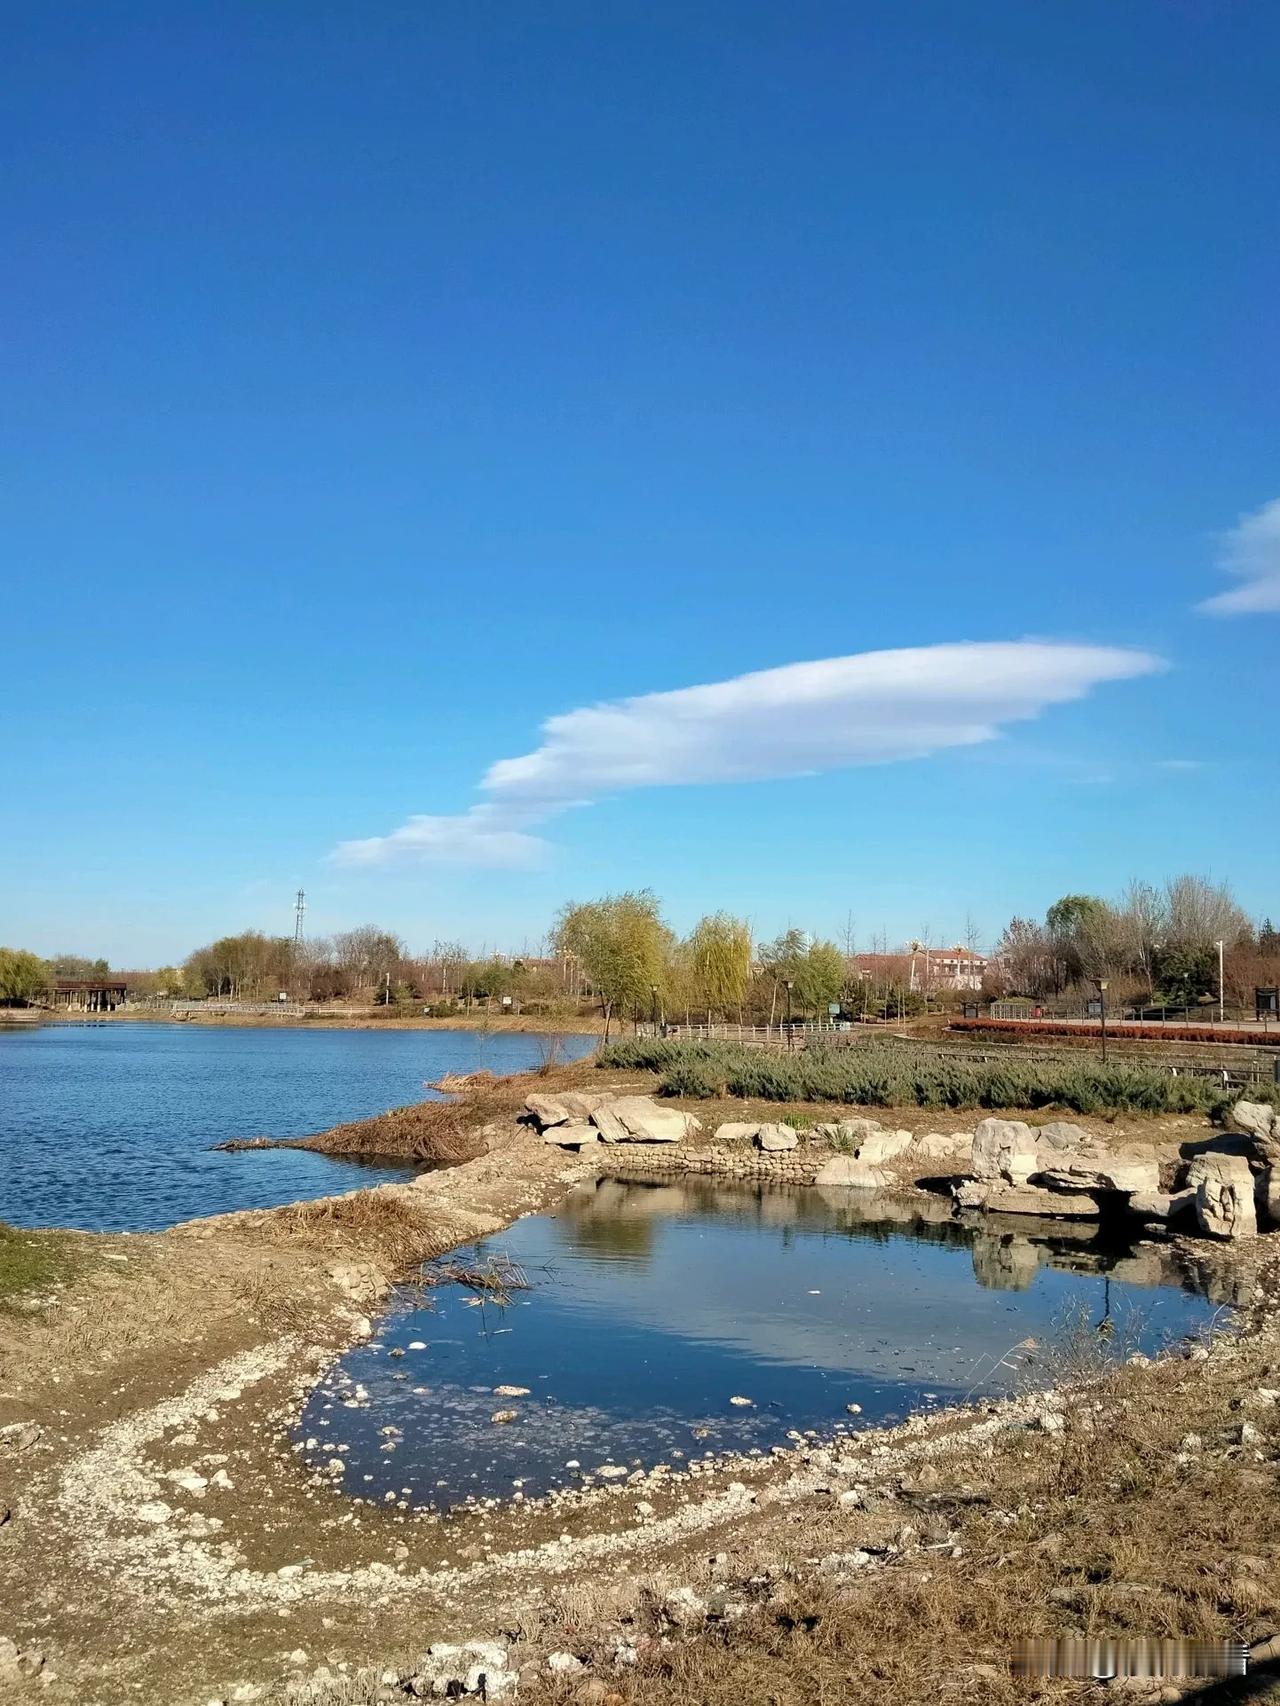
(1094, 977, 1109, 1065)
(785, 979, 794, 1049)
(1215, 940, 1225, 1026)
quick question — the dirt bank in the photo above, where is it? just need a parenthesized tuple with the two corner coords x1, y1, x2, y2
(2, 1067, 1278, 1704)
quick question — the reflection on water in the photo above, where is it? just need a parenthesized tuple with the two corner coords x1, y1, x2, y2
(302, 1177, 1225, 1510)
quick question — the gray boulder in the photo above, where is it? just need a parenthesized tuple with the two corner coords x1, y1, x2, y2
(714, 1121, 761, 1144)
(1128, 1187, 1196, 1223)
(590, 1104, 628, 1143)
(911, 1130, 975, 1162)
(1039, 1155, 1160, 1195)
(544, 1123, 600, 1149)
(1233, 1100, 1280, 1149)
(591, 1095, 700, 1143)
(858, 1127, 914, 1164)
(971, 1118, 1039, 1185)
(956, 1180, 1100, 1219)
(1188, 1154, 1257, 1239)
(525, 1094, 571, 1130)
(558, 1090, 609, 1120)
(755, 1123, 798, 1152)
(973, 1116, 1155, 1195)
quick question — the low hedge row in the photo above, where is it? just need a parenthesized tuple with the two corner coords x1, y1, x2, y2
(949, 1018, 1280, 1048)
(598, 1036, 1280, 1118)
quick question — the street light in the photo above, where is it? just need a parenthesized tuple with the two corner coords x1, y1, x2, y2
(1215, 940, 1225, 1026)
(1094, 977, 1109, 1065)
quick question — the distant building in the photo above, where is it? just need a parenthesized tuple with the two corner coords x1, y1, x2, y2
(55, 977, 129, 1012)
(922, 946, 989, 992)
(851, 946, 988, 993)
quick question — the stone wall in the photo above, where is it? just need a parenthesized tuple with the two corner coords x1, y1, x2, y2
(597, 1144, 823, 1185)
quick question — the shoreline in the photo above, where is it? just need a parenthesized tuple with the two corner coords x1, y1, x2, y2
(35, 1008, 607, 1034)
(3, 1063, 1279, 1702)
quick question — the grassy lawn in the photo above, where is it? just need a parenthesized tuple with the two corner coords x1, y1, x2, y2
(0, 1221, 77, 1310)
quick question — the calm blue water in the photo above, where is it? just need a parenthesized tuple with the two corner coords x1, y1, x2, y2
(304, 1177, 1220, 1509)
(0, 1022, 595, 1232)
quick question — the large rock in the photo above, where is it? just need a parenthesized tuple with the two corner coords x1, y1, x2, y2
(1128, 1187, 1196, 1223)
(591, 1095, 700, 1143)
(911, 1130, 975, 1162)
(971, 1118, 1039, 1185)
(956, 1180, 1101, 1218)
(973, 1116, 1155, 1195)
(544, 1122, 600, 1148)
(1188, 1155, 1257, 1239)
(814, 1155, 888, 1189)
(755, 1123, 798, 1152)
(590, 1104, 628, 1143)
(525, 1094, 571, 1130)
(857, 1127, 914, 1165)
(1233, 1100, 1280, 1149)
(714, 1121, 761, 1144)
(558, 1090, 609, 1120)
(1034, 1120, 1097, 1154)
(1039, 1155, 1160, 1195)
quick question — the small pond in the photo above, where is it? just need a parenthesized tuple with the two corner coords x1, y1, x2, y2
(301, 1177, 1226, 1509)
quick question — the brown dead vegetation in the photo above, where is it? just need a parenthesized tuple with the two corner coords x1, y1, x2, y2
(298, 1069, 567, 1161)
(515, 1325, 1280, 1706)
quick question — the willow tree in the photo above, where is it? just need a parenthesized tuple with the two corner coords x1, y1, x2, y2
(793, 937, 845, 1016)
(553, 890, 673, 1044)
(757, 928, 808, 1024)
(686, 912, 752, 1024)
(0, 947, 50, 1006)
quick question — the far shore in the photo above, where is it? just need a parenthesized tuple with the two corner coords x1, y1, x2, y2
(35, 1005, 608, 1034)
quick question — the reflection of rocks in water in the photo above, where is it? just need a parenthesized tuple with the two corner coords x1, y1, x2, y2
(971, 1232, 1041, 1291)
(1176, 1249, 1259, 1309)
(563, 1175, 1227, 1307)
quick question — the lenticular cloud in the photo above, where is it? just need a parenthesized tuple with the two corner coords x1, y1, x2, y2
(332, 640, 1160, 866)
(1197, 497, 1280, 616)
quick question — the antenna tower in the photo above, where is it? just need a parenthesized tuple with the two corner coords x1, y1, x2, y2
(293, 889, 306, 948)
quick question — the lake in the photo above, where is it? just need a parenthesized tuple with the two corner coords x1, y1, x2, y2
(0, 1021, 595, 1232)
(303, 1175, 1223, 1510)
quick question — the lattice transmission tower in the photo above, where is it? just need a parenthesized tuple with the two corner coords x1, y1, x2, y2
(293, 889, 306, 948)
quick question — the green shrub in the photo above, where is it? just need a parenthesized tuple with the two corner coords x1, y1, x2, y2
(598, 1037, 1238, 1116)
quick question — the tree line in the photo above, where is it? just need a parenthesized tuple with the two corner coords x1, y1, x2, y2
(991, 875, 1279, 1010)
(3, 871, 1274, 1021)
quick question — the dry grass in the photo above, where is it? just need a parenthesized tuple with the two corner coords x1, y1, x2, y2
(300, 1057, 615, 1162)
(302, 1069, 561, 1161)
(261, 1188, 445, 1268)
(515, 1332, 1280, 1706)
(420, 1251, 531, 1303)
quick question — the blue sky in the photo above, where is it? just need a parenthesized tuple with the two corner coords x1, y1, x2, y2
(4, 0, 1278, 965)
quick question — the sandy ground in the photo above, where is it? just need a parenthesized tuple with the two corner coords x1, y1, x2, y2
(2, 1070, 1278, 1704)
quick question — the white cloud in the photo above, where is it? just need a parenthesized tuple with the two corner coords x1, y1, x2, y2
(1197, 498, 1280, 615)
(333, 805, 549, 869)
(333, 640, 1161, 867)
